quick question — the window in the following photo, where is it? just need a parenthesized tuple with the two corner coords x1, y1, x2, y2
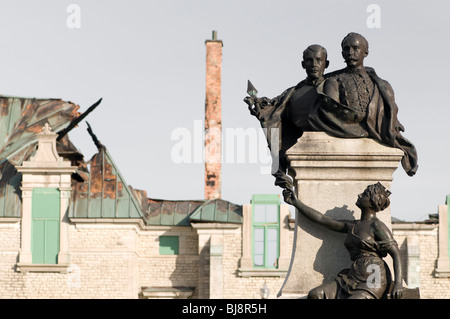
(251, 195, 280, 269)
(159, 236, 179, 255)
(238, 195, 290, 277)
(15, 124, 75, 273)
(31, 188, 60, 264)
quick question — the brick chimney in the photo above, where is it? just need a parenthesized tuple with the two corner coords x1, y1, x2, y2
(204, 30, 222, 200)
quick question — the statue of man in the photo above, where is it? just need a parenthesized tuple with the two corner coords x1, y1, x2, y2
(309, 33, 418, 176)
(245, 44, 329, 190)
(286, 44, 329, 132)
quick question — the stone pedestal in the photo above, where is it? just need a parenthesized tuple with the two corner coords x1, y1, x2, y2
(278, 132, 404, 298)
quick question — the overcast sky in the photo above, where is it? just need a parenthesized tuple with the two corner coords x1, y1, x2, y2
(1, 0, 449, 221)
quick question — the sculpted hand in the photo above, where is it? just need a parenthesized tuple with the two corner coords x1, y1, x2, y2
(244, 96, 260, 118)
(391, 283, 403, 299)
(282, 188, 297, 206)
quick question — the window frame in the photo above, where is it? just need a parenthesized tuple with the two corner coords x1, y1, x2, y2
(251, 195, 280, 269)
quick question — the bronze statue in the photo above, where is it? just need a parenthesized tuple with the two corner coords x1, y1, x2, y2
(283, 183, 404, 299)
(309, 32, 418, 177)
(244, 44, 329, 190)
(245, 33, 418, 191)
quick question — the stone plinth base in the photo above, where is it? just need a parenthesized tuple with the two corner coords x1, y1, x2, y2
(278, 132, 404, 297)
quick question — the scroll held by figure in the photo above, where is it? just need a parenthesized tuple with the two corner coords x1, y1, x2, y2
(244, 33, 418, 190)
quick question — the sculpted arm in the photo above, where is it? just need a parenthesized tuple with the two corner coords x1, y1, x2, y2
(283, 189, 347, 233)
(373, 220, 403, 299)
(323, 78, 340, 103)
(244, 88, 292, 128)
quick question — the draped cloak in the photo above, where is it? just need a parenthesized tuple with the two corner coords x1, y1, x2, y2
(254, 67, 418, 190)
(308, 67, 418, 176)
(253, 79, 318, 190)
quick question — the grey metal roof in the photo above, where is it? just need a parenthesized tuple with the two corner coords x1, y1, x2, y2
(189, 199, 242, 224)
(143, 199, 203, 226)
(142, 198, 242, 226)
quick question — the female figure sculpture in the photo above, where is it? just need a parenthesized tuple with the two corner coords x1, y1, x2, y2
(283, 182, 404, 299)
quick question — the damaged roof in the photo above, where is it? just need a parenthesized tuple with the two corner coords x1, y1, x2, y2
(141, 198, 243, 226)
(0, 96, 80, 218)
(0, 96, 80, 166)
(190, 199, 242, 224)
(143, 199, 204, 226)
(70, 146, 143, 219)
(0, 95, 243, 226)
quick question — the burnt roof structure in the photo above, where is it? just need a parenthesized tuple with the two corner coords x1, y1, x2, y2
(0, 96, 80, 218)
(0, 95, 242, 225)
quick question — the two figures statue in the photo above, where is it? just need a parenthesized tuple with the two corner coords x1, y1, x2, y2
(245, 33, 419, 299)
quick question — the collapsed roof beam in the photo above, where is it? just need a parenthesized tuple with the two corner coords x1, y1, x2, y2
(57, 97, 103, 141)
(86, 121, 104, 150)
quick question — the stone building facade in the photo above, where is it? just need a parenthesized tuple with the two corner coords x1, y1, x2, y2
(0, 95, 448, 299)
(1, 174, 449, 299)
(391, 199, 450, 299)
(0, 194, 294, 299)
(0, 110, 295, 298)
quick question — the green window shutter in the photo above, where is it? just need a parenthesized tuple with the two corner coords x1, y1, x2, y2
(251, 194, 280, 269)
(159, 236, 179, 255)
(31, 188, 60, 264)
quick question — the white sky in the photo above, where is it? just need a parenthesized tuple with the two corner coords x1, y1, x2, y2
(1, 0, 449, 221)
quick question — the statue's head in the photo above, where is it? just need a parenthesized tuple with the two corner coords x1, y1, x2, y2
(341, 32, 369, 69)
(301, 44, 329, 81)
(356, 182, 391, 212)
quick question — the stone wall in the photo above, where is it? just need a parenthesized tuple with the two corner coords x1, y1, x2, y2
(0, 218, 292, 299)
(137, 227, 199, 298)
(221, 224, 295, 299)
(67, 223, 139, 298)
(0, 222, 141, 298)
(392, 222, 450, 299)
(1, 216, 448, 299)
(0, 221, 200, 298)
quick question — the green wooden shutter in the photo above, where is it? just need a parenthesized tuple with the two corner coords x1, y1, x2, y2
(31, 188, 60, 264)
(159, 236, 179, 255)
